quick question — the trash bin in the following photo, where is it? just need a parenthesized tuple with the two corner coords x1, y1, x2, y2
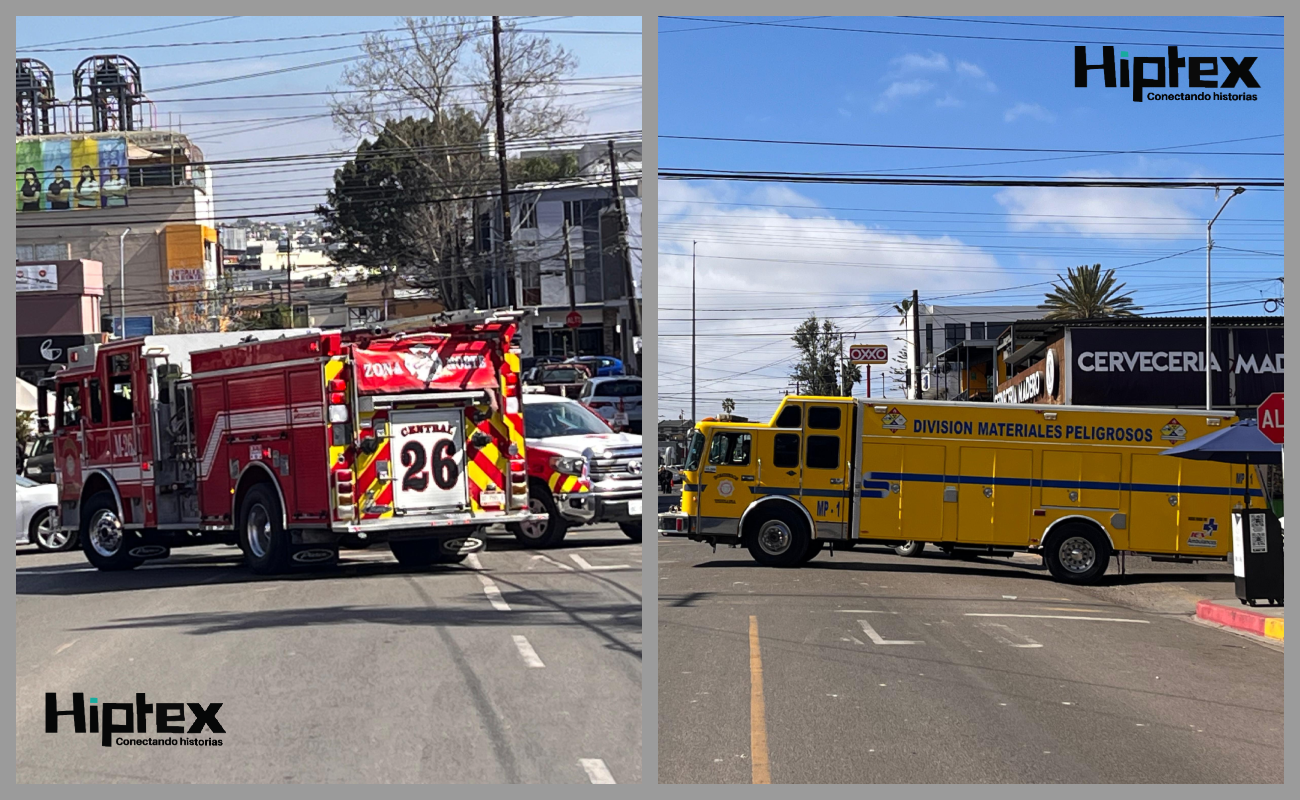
(1231, 509, 1284, 607)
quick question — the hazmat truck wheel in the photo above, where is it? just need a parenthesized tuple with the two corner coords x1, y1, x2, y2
(800, 540, 825, 563)
(390, 540, 465, 567)
(1044, 523, 1111, 585)
(745, 506, 810, 567)
(619, 522, 642, 542)
(894, 540, 924, 558)
(508, 484, 568, 548)
(80, 492, 142, 571)
(239, 484, 290, 575)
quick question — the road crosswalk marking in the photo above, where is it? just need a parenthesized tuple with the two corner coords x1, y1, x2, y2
(858, 619, 922, 645)
(579, 758, 616, 783)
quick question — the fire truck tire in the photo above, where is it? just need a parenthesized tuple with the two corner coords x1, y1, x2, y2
(744, 505, 810, 567)
(239, 484, 291, 575)
(390, 540, 467, 568)
(79, 492, 143, 571)
(618, 522, 642, 542)
(894, 540, 925, 557)
(1043, 522, 1111, 585)
(801, 540, 825, 562)
(508, 484, 569, 548)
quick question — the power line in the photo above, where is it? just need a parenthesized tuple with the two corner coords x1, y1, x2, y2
(660, 133, 1282, 157)
(17, 16, 243, 49)
(659, 170, 1284, 189)
(900, 16, 1284, 38)
(658, 15, 1286, 50)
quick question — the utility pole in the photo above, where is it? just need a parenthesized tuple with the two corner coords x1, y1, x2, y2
(608, 140, 640, 373)
(1205, 186, 1245, 410)
(692, 240, 697, 425)
(911, 289, 921, 400)
(284, 231, 294, 327)
(492, 16, 515, 309)
(563, 218, 577, 357)
(118, 227, 130, 338)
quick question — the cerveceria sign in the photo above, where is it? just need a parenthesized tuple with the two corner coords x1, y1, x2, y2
(1069, 328, 1282, 408)
(1075, 45, 1259, 103)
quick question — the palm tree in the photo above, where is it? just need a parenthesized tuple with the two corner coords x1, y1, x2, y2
(721, 398, 736, 415)
(1039, 263, 1142, 320)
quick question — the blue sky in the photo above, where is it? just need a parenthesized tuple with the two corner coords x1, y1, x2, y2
(657, 16, 1284, 420)
(17, 16, 642, 223)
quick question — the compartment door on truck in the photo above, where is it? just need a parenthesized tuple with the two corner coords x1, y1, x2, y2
(858, 442, 946, 543)
(957, 447, 1032, 544)
(390, 409, 468, 513)
(800, 402, 852, 538)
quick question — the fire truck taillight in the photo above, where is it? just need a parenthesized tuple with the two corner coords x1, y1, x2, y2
(328, 379, 346, 393)
(328, 404, 349, 423)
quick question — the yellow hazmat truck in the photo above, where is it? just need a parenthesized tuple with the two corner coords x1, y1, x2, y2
(658, 397, 1258, 584)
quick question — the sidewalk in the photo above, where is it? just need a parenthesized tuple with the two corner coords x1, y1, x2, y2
(1196, 595, 1285, 644)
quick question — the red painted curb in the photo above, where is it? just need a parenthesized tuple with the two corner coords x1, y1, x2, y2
(1196, 600, 1269, 636)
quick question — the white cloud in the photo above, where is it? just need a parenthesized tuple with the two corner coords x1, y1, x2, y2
(934, 94, 964, 108)
(1004, 102, 1055, 123)
(955, 61, 986, 79)
(888, 51, 950, 76)
(995, 172, 1201, 239)
(873, 79, 936, 111)
(656, 181, 1013, 419)
(955, 60, 997, 92)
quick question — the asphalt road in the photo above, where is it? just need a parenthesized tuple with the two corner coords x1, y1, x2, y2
(17, 524, 641, 784)
(657, 492, 1283, 784)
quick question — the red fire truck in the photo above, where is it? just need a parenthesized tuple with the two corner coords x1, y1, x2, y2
(47, 314, 542, 573)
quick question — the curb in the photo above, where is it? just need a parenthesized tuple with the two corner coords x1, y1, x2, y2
(1196, 600, 1284, 642)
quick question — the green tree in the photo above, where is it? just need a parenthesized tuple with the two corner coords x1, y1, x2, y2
(1039, 263, 1142, 320)
(721, 398, 735, 415)
(790, 315, 860, 396)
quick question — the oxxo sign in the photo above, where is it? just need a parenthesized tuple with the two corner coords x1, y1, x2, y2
(849, 344, 889, 365)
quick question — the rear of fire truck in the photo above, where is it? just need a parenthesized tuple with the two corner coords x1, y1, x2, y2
(330, 316, 541, 568)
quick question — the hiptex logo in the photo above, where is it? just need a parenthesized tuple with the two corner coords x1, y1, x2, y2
(1075, 46, 1259, 102)
(46, 692, 225, 748)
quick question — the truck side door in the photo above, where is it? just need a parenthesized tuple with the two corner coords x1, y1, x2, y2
(695, 428, 754, 532)
(799, 402, 851, 539)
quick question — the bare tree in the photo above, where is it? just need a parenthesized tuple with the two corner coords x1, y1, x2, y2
(326, 17, 582, 308)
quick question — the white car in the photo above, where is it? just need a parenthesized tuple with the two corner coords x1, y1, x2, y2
(16, 474, 70, 552)
(578, 376, 643, 435)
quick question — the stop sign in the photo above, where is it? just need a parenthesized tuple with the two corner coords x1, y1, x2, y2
(565, 311, 582, 329)
(1258, 392, 1284, 444)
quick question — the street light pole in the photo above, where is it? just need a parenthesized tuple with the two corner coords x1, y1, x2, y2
(118, 227, 130, 338)
(691, 240, 697, 425)
(1205, 187, 1245, 410)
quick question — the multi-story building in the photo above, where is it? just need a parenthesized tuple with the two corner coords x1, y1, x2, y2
(904, 303, 1047, 400)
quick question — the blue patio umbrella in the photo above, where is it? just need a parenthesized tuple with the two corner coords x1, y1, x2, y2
(1162, 419, 1281, 508)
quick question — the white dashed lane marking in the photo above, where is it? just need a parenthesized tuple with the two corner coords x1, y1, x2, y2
(858, 619, 922, 645)
(569, 554, 631, 571)
(511, 635, 545, 668)
(976, 622, 1043, 648)
(579, 758, 616, 784)
(965, 613, 1149, 624)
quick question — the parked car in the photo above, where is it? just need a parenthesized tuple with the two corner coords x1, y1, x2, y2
(510, 394, 642, 547)
(16, 474, 71, 552)
(578, 376, 642, 434)
(564, 355, 625, 377)
(22, 434, 54, 483)
(528, 362, 594, 399)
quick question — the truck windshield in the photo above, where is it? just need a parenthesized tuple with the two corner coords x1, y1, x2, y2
(523, 401, 612, 438)
(684, 429, 705, 472)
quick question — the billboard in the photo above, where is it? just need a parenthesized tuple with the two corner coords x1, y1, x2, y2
(15, 137, 129, 211)
(163, 224, 218, 289)
(16, 264, 58, 292)
(1068, 327, 1283, 408)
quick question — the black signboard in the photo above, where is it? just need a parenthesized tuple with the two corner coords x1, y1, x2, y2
(17, 334, 95, 367)
(1069, 327, 1283, 407)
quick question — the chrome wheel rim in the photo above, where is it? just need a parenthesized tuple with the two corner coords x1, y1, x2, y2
(757, 520, 793, 556)
(35, 510, 67, 549)
(89, 509, 123, 557)
(246, 503, 273, 559)
(1058, 535, 1096, 573)
(518, 497, 550, 540)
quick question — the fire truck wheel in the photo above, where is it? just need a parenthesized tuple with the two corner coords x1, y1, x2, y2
(1043, 523, 1111, 585)
(894, 540, 925, 558)
(79, 492, 143, 571)
(239, 484, 290, 575)
(800, 540, 825, 562)
(618, 522, 642, 542)
(745, 505, 810, 567)
(508, 484, 569, 548)
(390, 540, 466, 567)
